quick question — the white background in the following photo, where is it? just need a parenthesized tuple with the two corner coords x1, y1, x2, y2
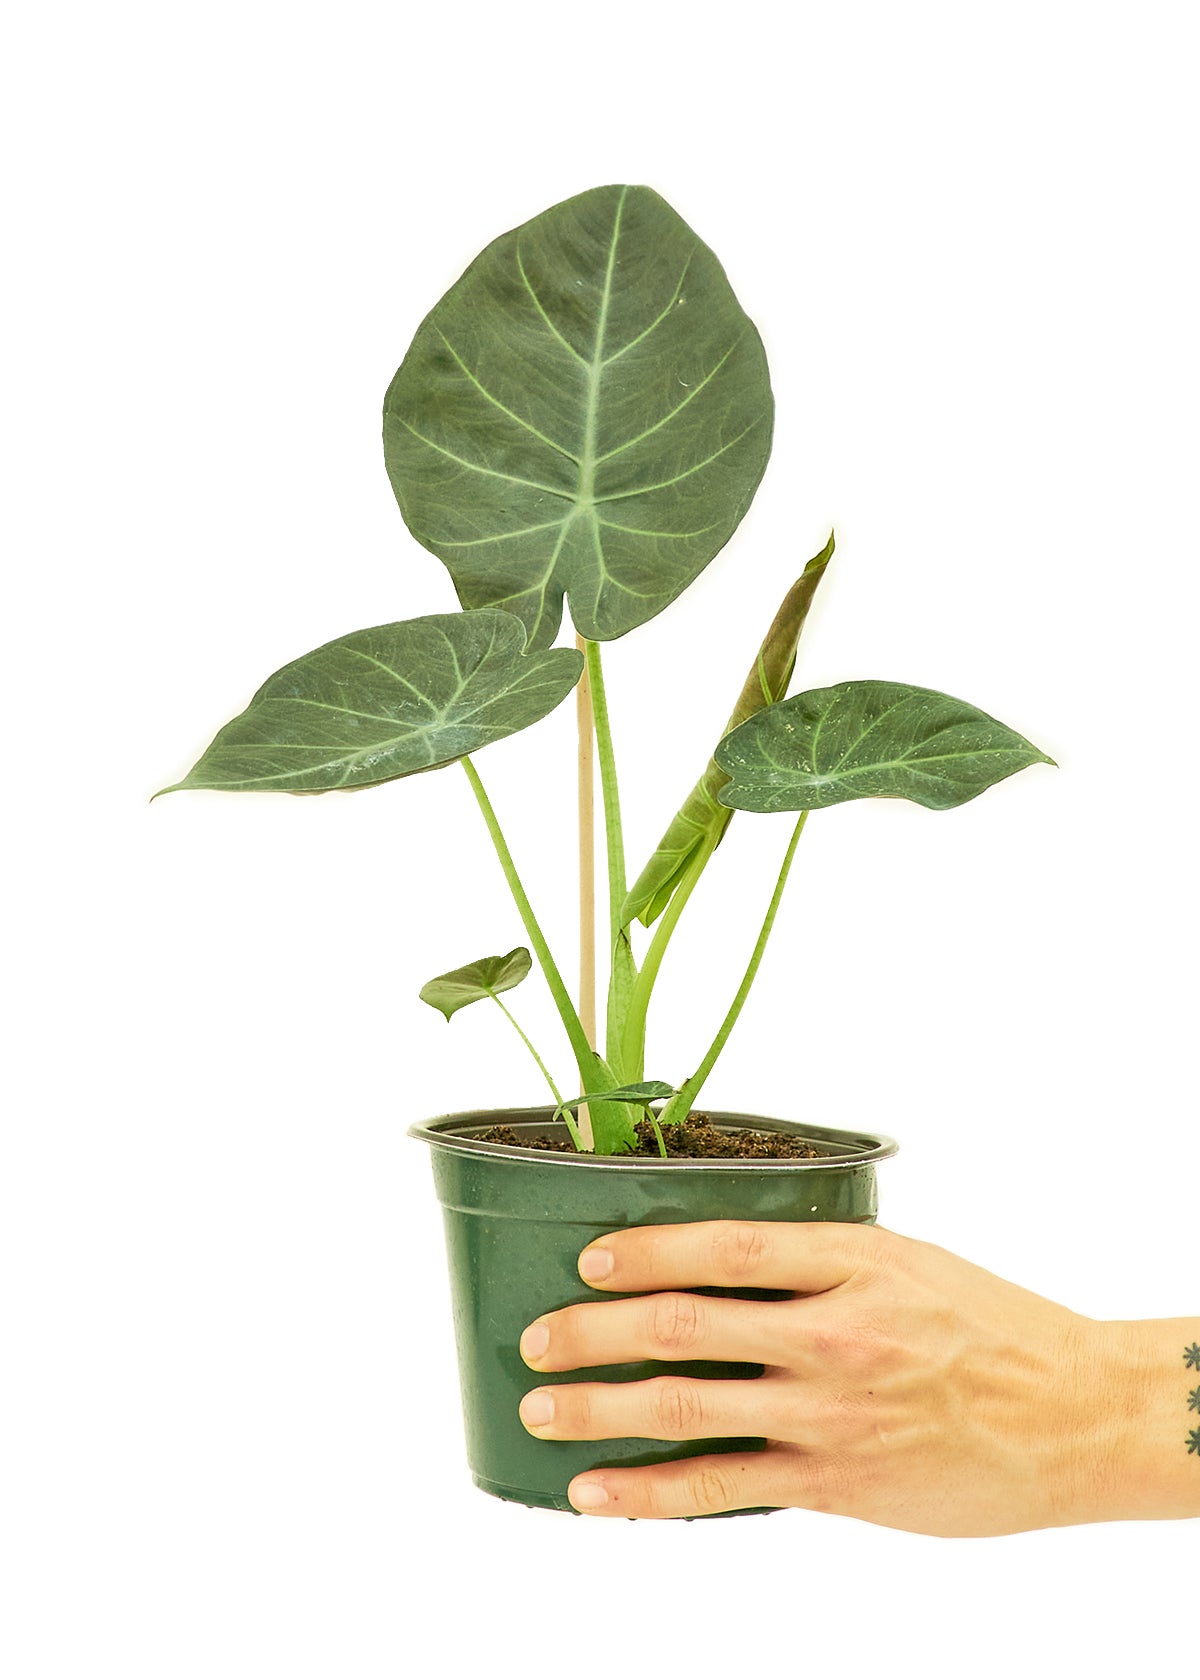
(4, 2, 1197, 1674)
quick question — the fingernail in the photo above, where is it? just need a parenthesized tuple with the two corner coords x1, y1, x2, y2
(520, 1390, 555, 1428)
(571, 1479, 609, 1511)
(579, 1247, 613, 1282)
(520, 1321, 550, 1362)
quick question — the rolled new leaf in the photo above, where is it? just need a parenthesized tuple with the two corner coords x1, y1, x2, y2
(419, 947, 532, 1021)
(715, 681, 1055, 813)
(622, 535, 834, 926)
(158, 611, 583, 795)
(384, 183, 774, 649)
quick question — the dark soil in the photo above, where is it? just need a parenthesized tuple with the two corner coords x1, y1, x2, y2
(476, 1113, 823, 1160)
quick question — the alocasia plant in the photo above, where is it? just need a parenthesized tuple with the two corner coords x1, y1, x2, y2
(160, 183, 1053, 1154)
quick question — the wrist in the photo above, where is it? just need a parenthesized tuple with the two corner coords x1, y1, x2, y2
(1089, 1318, 1200, 1522)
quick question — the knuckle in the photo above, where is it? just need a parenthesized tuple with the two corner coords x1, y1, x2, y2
(560, 1385, 592, 1435)
(712, 1221, 770, 1282)
(649, 1291, 703, 1354)
(804, 1450, 864, 1515)
(687, 1463, 738, 1513)
(651, 1377, 705, 1437)
(862, 1224, 911, 1274)
(808, 1308, 897, 1373)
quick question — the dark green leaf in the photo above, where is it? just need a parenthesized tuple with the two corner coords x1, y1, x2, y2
(556, 1080, 675, 1120)
(622, 536, 834, 925)
(384, 184, 773, 649)
(158, 611, 582, 795)
(715, 681, 1055, 813)
(419, 947, 532, 1021)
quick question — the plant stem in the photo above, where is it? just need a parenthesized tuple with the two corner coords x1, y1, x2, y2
(575, 634, 597, 1050)
(660, 812, 809, 1129)
(620, 822, 722, 1080)
(575, 636, 597, 1148)
(584, 639, 628, 951)
(489, 994, 565, 1107)
(461, 756, 599, 1087)
(584, 638, 640, 1083)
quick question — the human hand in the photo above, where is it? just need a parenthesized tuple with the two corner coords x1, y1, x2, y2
(517, 1222, 1199, 1532)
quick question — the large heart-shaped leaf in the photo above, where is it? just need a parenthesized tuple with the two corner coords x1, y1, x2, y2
(158, 611, 583, 795)
(622, 535, 834, 927)
(715, 681, 1055, 812)
(383, 183, 773, 648)
(419, 947, 532, 1021)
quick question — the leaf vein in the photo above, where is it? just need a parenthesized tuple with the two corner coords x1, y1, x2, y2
(595, 336, 744, 465)
(435, 329, 581, 463)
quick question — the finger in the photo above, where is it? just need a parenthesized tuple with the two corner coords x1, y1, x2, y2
(566, 1446, 800, 1519)
(520, 1290, 792, 1372)
(577, 1219, 886, 1296)
(519, 1374, 792, 1442)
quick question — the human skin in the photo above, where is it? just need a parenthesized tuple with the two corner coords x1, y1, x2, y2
(516, 1222, 1200, 1532)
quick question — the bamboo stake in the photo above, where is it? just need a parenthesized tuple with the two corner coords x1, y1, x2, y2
(575, 633, 596, 1149)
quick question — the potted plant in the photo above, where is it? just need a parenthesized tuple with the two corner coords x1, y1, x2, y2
(158, 184, 1053, 1514)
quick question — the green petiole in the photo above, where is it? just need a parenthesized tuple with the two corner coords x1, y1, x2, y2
(620, 822, 723, 1081)
(659, 811, 809, 1129)
(489, 993, 565, 1111)
(461, 755, 604, 1093)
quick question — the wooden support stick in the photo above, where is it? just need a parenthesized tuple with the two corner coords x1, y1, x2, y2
(575, 633, 596, 1149)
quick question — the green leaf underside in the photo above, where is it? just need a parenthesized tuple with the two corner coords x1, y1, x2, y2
(419, 947, 532, 1021)
(715, 681, 1055, 813)
(159, 612, 583, 795)
(621, 536, 834, 926)
(557, 1080, 675, 1117)
(383, 183, 774, 649)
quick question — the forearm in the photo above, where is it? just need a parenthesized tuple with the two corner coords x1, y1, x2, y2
(1092, 1318, 1200, 1522)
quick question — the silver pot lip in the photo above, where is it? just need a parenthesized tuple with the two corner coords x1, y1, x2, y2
(408, 1106, 899, 1170)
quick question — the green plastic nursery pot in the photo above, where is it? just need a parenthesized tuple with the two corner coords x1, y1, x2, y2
(410, 1107, 898, 1515)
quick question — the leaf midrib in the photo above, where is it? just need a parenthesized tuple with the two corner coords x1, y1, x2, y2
(749, 746, 1040, 783)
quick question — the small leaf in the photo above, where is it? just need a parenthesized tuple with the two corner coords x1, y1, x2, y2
(622, 536, 833, 926)
(419, 947, 532, 1021)
(555, 1080, 675, 1119)
(158, 611, 582, 795)
(715, 681, 1055, 813)
(384, 183, 774, 649)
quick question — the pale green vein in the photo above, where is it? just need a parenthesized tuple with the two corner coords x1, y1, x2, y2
(601, 254, 693, 367)
(754, 749, 1038, 784)
(395, 417, 575, 500)
(829, 695, 915, 772)
(435, 329, 581, 463)
(439, 518, 570, 550)
(342, 643, 441, 710)
(588, 514, 660, 603)
(577, 186, 628, 503)
(591, 416, 767, 503)
(265, 695, 416, 727)
(195, 741, 421, 787)
(595, 337, 743, 466)
(597, 518, 722, 540)
(483, 517, 575, 646)
(515, 242, 589, 368)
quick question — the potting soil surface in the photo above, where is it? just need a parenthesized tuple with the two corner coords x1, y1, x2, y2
(478, 1114, 823, 1159)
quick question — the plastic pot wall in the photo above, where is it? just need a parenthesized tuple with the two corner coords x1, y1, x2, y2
(410, 1108, 898, 1515)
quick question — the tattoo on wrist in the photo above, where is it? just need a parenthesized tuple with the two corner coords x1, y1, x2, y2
(1183, 1344, 1200, 1456)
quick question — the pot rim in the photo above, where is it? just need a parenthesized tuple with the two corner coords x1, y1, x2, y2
(408, 1106, 898, 1170)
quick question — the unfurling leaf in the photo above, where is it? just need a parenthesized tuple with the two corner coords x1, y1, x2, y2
(384, 183, 773, 649)
(157, 611, 582, 796)
(622, 535, 834, 926)
(419, 947, 532, 1021)
(715, 681, 1055, 813)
